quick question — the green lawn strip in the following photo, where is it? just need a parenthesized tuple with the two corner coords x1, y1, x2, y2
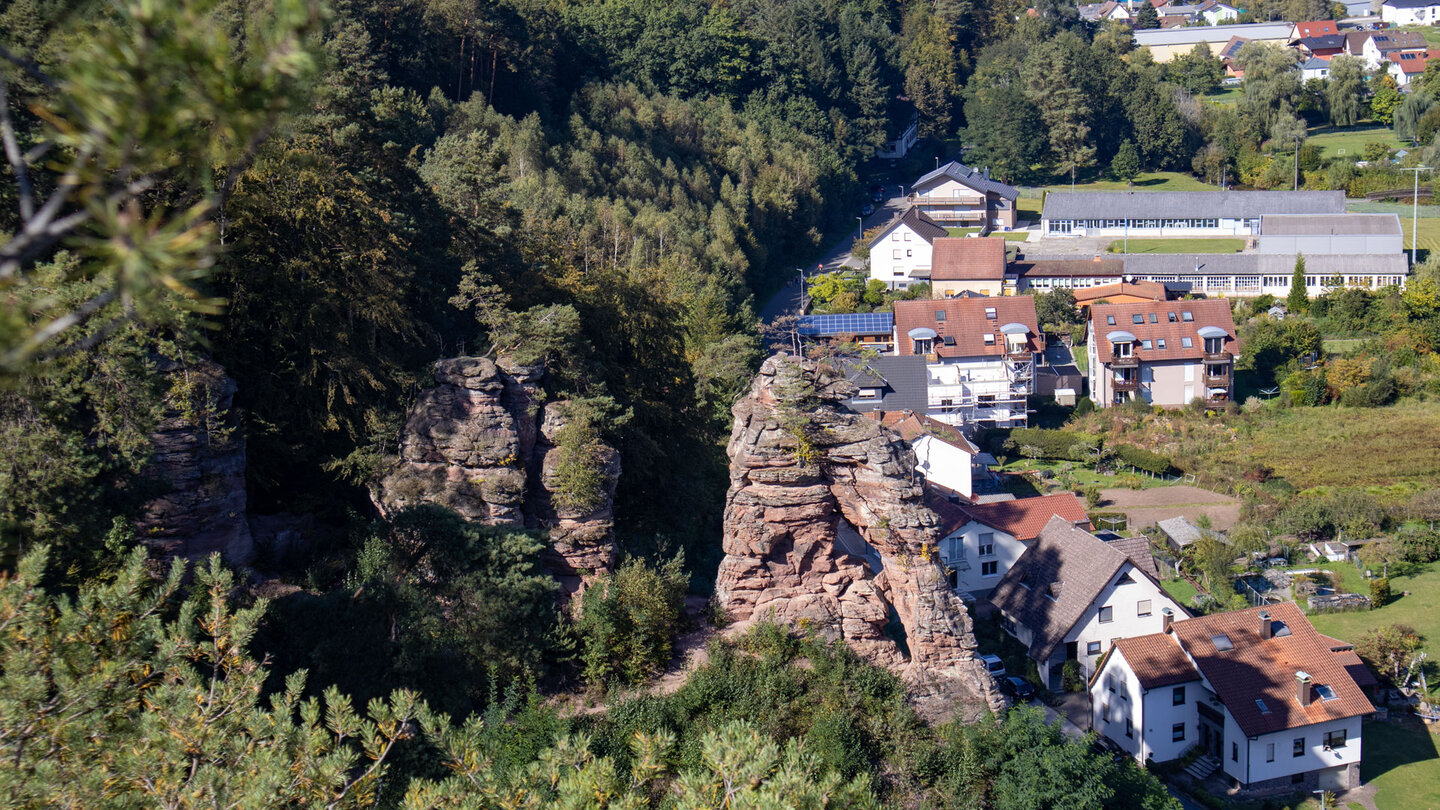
(1307, 125, 1407, 161)
(1323, 338, 1368, 355)
(1311, 563, 1440, 700)
(945, 228, 1030, 241)
(1360, 719, 1440, 810)
(1162, 577, 1201, 608)
(1105, 238, 1246, 254)
(1282, 559, 1369, 597)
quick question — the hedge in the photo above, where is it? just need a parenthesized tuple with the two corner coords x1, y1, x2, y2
(1003, 428, 1098, 461)
(1113, 444, 1173, 475)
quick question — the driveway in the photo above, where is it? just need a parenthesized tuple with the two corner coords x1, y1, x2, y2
(1098, 485, 1241, 532)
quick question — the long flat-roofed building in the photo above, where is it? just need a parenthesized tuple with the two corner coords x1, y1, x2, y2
(1014, 253, 1408, 297)
(1257, 213, 1404, 255)
(1040, 190, 1345, 238)
(1133, 21, 1296, 61)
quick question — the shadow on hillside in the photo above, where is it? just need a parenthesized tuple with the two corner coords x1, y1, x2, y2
(1363, 717, 1440, 783)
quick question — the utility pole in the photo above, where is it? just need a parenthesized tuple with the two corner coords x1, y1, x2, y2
(1293, 133, 1301, 191)
(1401, 166, 1432, 266)
(797, 267, 805, 313)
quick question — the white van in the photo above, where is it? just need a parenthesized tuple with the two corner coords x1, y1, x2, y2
(980, 654, 1006, 678)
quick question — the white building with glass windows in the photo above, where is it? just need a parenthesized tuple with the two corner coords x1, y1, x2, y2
(1011, 253, 1410, 299)
(1039, 190, 1346, 238)
(928, 493, 1090, 599)
(1091, 603, 1374, 795)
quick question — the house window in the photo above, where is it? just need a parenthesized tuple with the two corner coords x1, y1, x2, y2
(1141, 339, 1153, 350)
(1325, 729, 1347, 749)
(1168, 312, 1177, 322)
(1157, 339, 1166, 349)
(1172, 686, 1185, 705)
(1182, 311, 1194, 322)
(891, 233, 899, 241)
(981, 561, 998, 577)
(1087, 641, 1102, 655)
(1149, 313, 1158, 323)
(1102, 702, 1111, 722)
(903, 231, 911, 241)
(1106, 315, 1116, 325)
(1138, 600, 1152, 617)
(893, 249, 902, 259)
(979, 533, 995, 556)
(1181, 337, 1193, 348)
(1132, 314, 1144, 324)
(1266, 743, 1275, 762)
(983, 333, 995, 344)
(1232, 742, 1239, 762)
(1293, 737, 1305, 757)
(906, 249, 913, 257)
(1099, 606, 1114, 623)
(985, 307, 997, 319)
(1125, 717, 1133, 738)
(1172, 723, 1185, 742)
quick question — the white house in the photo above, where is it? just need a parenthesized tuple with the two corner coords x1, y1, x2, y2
(988, 515, 1186, 689)
(1381, 0, 1440, 26)
(867, 207, 949, 290)
(907, 161, 1020, 230)
(876, 106, 919, 160)
(892, 297, 1043, 429)
(876, 411, 981, 497)
(930, 493, 1091, 599)
(1198, 0, 1239, 24)
(1090, 603, 1374, 794)
(1300, 57, 1331, 82)
(1360, 30, 1428, 71)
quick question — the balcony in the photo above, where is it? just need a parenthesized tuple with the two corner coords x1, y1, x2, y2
(1205, 394, 1232, 408)
(1203, 350, 1232, 363)
(1110, 355, 1139, 369)
(1112, 378, 1139, 392)
(1204, 372, 1231, 386)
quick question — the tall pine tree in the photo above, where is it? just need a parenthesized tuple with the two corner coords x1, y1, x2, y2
(1288, 253, 1308, 312)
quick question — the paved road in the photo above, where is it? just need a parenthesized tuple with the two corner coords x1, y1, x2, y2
(757, 189, 909, 324)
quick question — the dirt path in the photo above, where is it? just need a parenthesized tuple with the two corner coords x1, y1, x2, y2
(1099, 485, 1241, 531)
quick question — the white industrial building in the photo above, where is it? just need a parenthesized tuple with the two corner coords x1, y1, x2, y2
(1257, 214, 1404, 256)
(1040, 190, 1346, 238)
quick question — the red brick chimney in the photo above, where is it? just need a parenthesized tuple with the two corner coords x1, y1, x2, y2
(1296, 671, 1313, 707)
(1161, 606, 1175, 633)
(1259, 611, 1273, 640)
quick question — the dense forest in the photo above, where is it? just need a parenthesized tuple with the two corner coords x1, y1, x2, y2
(0, 0, 1198, 803)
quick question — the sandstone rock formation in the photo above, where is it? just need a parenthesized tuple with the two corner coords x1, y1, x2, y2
(715, 354, 1004, 720)
(137, 357, 254, 564)
(373, 356, 620, 589)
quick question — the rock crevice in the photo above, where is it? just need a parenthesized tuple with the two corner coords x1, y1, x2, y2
(715, 354, 1004, 720)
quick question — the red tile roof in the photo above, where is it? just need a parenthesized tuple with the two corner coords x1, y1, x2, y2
(1294, 20, 1338, 38)
(893, 297, 1042, 359)
(879, 411, 979, 454)
(1172, 603, 1375, 736)
(1114, 633, 1200, 689)
(959, 492, 1090, 540)
(1090, 298, 1238, 363)
(1071, 281, 1168, 306)
(931, 237, 1006, 281)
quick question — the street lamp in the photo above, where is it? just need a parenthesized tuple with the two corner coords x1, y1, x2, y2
(1401, 166, 1432, 266)
(857, 216, 864, 242)
(1293, 133, 1301, 192)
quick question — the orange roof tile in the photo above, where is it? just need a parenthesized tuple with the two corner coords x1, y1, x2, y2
(893, 297, 1042, 359)
(1294, 20, 1339, 38)
(931, 237, 1006, 281)
(1071, 280, 1168, 306)
(1090, 298, 1238, 362)
(960, 492, 1090, 541)
(1172, 603, 1374, 736)
(1115, 633, 1200, 689)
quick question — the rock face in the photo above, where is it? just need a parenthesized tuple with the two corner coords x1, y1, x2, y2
(137, 357, 254, 564)
(373, 357, 620, 588)
(715, 354, 1004, 720)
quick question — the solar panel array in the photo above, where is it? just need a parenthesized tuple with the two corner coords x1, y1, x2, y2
(797, 312, 894, 337)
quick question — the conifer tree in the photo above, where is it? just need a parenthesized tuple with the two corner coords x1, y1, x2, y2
(1289, 253, 1308, 313)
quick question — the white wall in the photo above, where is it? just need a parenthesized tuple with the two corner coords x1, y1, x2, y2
(914, 434, 973, 498)
(869, 223, 934, 289)
(940, 519, 1023, 596)
(1224, 714, 1363, 786)
(1065, 564, 1185, 681)
(926, 355, 1033, 428)
(1381, 4, 1440, 25)
(917, 178, 986, 202)
(1092, 650, 1149, 759)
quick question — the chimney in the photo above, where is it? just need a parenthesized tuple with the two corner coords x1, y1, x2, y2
(1259, 610, 1273, 640)
(1296, 671, 1313, 707)
(1161, 607, 1175, 633)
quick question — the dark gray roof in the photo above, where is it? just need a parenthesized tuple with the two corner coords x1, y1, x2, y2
(869, 207, 948, 248)
(1383, 0, 1436, 7)
(1300, 35, 1346, 49)
(841, 355, 930, 415)
(1041, 190, 1345, 221)
(1120, 252, 1408, 277)
(988, 516, 1140, 662)
(1261, 213, 1401, 236)
(914, 160, 1020, 201)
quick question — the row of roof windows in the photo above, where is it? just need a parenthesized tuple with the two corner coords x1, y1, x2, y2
(1105, 311, 1194, 326)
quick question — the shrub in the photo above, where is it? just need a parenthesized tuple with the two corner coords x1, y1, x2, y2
(1370, 577, 1392, 607)
(1061, 659, 1085, 693)
(577, 553, 690, 687)
(1002, 428, 1099, 462)
(1074, 396, 1095, 416)
(1083, 485, 1103, 509)
(1113, 444, 1173, 475)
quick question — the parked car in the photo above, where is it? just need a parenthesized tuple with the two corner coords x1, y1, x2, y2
(980, 654, 1006, 678)
(870, 184, 886, 202)
(861, 203, 875, 216)
(1001, 675, 1036, 702)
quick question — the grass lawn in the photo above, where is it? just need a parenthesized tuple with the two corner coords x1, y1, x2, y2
(1105, 237, 1246, 254)
(1347, 200, 1440, 261)
(1041, 171, 1218, 193)
(995, 458, 1172, 492)
(1307, 125, 1406, 161)
(1204, 401, 1440, 496)
(1200, 85, 1243, 105)
(946, 227, 1029, 241)
(1399, 24, 1440, 48)
(1322, 337, 1370, 356)
(1360, 719, 1440, 810)
(1017, 194, 1043, 223)
(1310, 563, 1440, 650)
(1284, 559, 1370, 597)
(1162, 577, 1201, 608)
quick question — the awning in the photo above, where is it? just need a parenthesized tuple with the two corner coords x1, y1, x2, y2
(1106, 330, 1137, 343)
(1000, 322, 1029, 335)
(908, 327, 938, 340)
(1197, 326, 1229, 339)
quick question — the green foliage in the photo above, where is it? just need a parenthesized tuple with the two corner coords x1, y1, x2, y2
(1288, 253, 1308, 313)
(1372, 74, 1404, 126)
(1031, 288, 1081, 333)
(1276, 490, 1388, 542)
(578, 554, 689, 686)
(1371, 576, 1392, 606)
(0, 547, 420, 806)
(255, 505, 560, 717)
(1134, 2, 1159, 28)
(1003, 427, 1099, 462)
(551, 397, 629, 513)
(1061, 659, 1085, 693)
(1326, 56, 1366, 128)
(1113, 444, 1173, 475)
(1111, 140, 1141, 183)
(1353, 624, 1423, 684)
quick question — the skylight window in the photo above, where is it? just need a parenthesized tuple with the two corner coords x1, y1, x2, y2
(936, 310, 947, 321)
(1182, 311, 1194, 322)
(1157, 339, 1167, 349)
(1168, 312, 1177, 323)
(942, 335, 956, 346)
(1132, 314, 1145, 324)
(1256, 699, 1271, 714)
(1315, 684, 1338, 701)
(985, 307, 997, 319)
(1273, 621, 1291, 637)
(1211, 633, 1234, 651)
(1181, 337, 1193, 348)
(1141, 339, 1153, 350)
(1107, 315, 1116, 325)
(1149, 313, 1158, 323)
(983, 333, 995, 344)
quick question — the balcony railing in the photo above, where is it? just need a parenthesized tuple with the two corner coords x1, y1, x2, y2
(1204, 372, 1231, 386)
(1112, 379, 1139, 392)
(1204, 350, 1232, 363)
(1205, 395, 1232, 408)
(1110, 355, 1139, 368)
